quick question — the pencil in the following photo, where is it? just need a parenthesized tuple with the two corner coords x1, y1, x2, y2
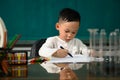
(60, 46, 73, 58)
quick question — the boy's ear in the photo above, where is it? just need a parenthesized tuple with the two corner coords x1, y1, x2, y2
(56, 23, 60, 30)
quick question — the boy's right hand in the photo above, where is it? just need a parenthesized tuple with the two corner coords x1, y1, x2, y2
(53, 49, 68, 58)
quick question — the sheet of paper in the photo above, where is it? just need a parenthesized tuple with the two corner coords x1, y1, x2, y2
(47, 55, 94, 63)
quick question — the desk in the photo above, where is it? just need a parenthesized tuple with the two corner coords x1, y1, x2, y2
(0, 64, 59, 80)
(0, 60, 120, 80)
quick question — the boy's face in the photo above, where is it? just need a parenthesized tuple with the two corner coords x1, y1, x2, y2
(56, 21, 80, 42)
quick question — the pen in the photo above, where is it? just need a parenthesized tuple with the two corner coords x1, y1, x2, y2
(60, 46, 73, 58)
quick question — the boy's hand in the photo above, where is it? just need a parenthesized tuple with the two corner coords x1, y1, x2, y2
(53, 49, 68, 58)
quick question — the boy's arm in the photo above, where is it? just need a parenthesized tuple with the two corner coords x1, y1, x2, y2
(38, 43, 58, 58)
(39, 44, 68, 58)
(77, 39, 90, 56)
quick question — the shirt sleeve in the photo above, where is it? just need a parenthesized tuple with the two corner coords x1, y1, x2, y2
(39, 37, 58, 58)
(76, 39, 90, 57)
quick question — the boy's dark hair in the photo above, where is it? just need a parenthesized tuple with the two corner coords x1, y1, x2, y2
(58, 8, 80, 22)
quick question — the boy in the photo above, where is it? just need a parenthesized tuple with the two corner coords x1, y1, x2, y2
(39, 8, 91, 80)
(39, 8, 89, 58)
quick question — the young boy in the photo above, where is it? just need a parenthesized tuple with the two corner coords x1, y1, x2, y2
(39, 8, 90, 58)
(38, 8, 91, 77)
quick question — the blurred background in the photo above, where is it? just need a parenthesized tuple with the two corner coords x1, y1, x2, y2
(0, 0, 120, 44)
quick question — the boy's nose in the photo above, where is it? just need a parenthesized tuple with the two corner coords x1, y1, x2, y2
(67, 33, 73, 37)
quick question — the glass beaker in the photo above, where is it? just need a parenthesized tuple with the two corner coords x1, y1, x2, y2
(88, 29, 99, 50)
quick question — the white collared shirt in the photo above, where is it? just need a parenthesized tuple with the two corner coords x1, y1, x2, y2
(39, 36, 89, 58)
(38, 36, 90, 73)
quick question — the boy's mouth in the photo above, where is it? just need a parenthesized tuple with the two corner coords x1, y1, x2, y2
(65, 39, 71, 42)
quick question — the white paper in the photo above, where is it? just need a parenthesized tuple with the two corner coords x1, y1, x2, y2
(47, 55, 94, 63)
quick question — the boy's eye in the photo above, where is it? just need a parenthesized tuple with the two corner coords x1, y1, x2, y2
(65, 30, 76, 34)
(72, 32, 76, 34)
(65, 30, 69, 33)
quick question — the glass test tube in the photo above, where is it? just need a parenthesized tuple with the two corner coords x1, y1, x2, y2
(93, 29, 99, 50)
(88, 29, 94, 49)
(99, 29, 107, 52)
(109, 32, 114, 52)
(113, 32, 117, 52)
(109, 31, 117, 56)
(114, 29, 120, 51)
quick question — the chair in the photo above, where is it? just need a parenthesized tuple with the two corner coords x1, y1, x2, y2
(30, 39, 46, 58)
